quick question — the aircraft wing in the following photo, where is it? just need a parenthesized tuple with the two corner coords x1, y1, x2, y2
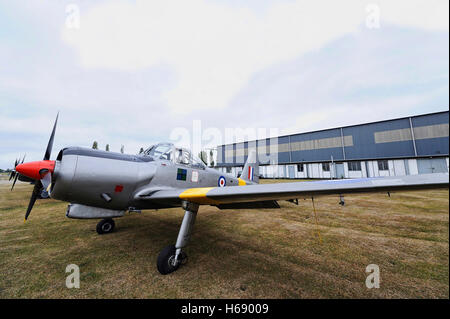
(135, 173, 449, 206)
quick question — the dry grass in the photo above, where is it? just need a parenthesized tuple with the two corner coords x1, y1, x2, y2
(0, 174, 448, 298)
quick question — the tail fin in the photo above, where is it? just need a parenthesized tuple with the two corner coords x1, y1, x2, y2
(240, 150, 259, 184)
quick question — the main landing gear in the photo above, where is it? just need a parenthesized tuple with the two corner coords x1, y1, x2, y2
(96, 218, 115, 234)
(157, 201, 198, 275)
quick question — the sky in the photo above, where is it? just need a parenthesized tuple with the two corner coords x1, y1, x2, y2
(0, 0, 448, 168)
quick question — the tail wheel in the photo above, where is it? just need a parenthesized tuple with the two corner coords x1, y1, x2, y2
(96, 218, 115, 234)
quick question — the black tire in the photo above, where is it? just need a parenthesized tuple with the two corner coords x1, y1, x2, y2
(157, 245, 180, 275)
(96, 218, 115, 234)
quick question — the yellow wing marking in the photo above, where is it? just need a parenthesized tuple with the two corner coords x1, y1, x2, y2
(179, 187, 219, 204)
(238, 178, 247, 186)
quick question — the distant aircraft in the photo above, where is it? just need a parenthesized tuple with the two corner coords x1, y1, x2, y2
(9, 115, 449, 274)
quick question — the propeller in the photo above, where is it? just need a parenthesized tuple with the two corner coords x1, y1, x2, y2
(12, 113, 59, 221)
(9, 158, 19, 181)
(44, 113, 58, 161)
(10, 155, 25, 191)
(25, 181, 43, 221)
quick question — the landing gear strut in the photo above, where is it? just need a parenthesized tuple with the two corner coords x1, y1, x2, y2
(96, 218, 115, 234)
(157, 201, 198, 275)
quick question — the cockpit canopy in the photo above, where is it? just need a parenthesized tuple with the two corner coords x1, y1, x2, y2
(142, 143, 206, 169)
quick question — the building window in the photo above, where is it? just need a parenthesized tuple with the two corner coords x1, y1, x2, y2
(226, 167, 232, 173)
(378, 160, 389, 171)
(348, 161, 361, 171)
(322, 162, 330, 171)
(297, 164, 304, 172)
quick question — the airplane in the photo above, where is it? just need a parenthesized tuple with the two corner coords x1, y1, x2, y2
(9, 114, 449, 275)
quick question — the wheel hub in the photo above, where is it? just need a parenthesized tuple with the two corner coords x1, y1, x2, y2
(168, 255, 179, 268)
(102, 223, 112, 232)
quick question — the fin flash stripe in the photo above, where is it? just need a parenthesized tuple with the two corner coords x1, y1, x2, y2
(248, 166, 254, 181)
(179, 187, 219, 204)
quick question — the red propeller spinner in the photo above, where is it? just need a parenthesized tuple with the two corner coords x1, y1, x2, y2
(15, 160, 55, 181)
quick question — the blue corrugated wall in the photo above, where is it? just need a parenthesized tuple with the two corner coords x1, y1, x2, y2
(217, 111, 449, 166)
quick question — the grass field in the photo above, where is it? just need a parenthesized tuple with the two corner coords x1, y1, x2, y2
(0, 173, 448, 298)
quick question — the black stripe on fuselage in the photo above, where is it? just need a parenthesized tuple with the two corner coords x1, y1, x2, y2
(62, 147, 154, 162)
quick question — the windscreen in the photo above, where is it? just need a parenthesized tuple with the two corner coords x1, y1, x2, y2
(144, 143, 173, 160)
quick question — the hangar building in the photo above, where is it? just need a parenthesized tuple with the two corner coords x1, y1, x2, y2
(215, 110, 449, 179)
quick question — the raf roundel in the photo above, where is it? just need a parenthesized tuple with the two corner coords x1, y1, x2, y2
(218, 176, 226, 187)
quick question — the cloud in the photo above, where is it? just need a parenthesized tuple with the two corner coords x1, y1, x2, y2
(0, 1, 448, 168)
(210, 24, 449, 140)
(62, 0, 448, 114)
(380, 0, 449, 31)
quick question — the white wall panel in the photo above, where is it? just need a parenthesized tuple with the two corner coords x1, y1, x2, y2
(217, 156, 448, 179)
(393, 160, 406, 176)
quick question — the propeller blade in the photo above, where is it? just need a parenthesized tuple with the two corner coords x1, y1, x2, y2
(9, 158, 18, 181)
(40, 171, 51, 192)
(44, 113, 58, 161)
(24, 181, 42, 221)
(21, 154, 26, 164)
(11, 174, 19, 191)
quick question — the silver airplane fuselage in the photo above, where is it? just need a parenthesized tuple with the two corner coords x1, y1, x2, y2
(51, 147, 240, 211)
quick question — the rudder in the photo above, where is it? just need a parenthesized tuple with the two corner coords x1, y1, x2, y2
(240, 150, 259, 184)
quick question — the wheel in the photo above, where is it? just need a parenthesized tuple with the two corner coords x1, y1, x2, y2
(96, 218, 115, 234)
(39, 189, 49, 199)
(157, 245, 182, 275)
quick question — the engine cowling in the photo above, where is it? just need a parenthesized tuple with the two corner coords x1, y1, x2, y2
(51, 147, 156, 210)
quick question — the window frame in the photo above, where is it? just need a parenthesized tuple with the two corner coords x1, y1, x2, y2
(377, 160, 389, 171)
(174, 147, 206, 169)
(348, 161, 361, 171)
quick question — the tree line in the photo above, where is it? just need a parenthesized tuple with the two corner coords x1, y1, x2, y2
(92, 141, 145, 156)
(92, 141, 125, 153)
